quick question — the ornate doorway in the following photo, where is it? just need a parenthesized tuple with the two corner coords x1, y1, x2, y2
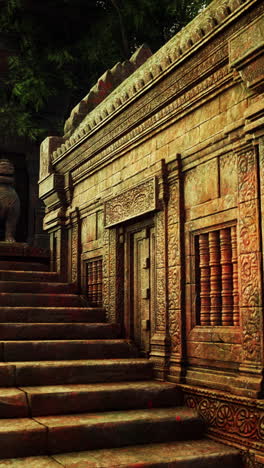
(124, 219, 155, 356)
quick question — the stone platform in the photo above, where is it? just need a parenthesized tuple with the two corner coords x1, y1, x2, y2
(0, 242, 50, 271)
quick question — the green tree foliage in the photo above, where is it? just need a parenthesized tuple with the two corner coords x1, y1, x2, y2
(0, 0, 210, 141)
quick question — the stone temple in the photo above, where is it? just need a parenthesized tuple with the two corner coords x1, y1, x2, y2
(0, 0, 263, 465)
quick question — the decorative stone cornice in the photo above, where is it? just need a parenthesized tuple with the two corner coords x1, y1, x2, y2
(49, 0, 257, 165)
(63, 44, 152, 137)
(229, 13, 264, 93)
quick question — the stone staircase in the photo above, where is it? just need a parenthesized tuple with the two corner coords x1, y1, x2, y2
(0, 246, 241, 467)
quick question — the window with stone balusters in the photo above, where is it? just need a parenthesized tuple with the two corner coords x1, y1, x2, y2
(86, 257, 103, 307)
(195, 225, 239, 326)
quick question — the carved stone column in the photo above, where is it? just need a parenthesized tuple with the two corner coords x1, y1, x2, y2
(236, 145, 263, 397)
(166, 155, 185, 383)
(102, 227, 122, 323)
(67, 207, 81, 286)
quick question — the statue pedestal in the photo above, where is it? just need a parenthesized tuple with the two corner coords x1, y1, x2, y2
(0, 242, 50, 271)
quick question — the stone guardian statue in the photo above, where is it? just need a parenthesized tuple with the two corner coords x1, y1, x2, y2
(0, 159, 20, 242)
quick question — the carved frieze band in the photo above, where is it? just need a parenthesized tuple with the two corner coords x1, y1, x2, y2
(185, 391, 264, 452)
(104, 178, 157, 228)
(69, 65, 228, 184)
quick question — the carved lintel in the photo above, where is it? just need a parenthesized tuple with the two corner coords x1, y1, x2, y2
(104, 177, 157, 228)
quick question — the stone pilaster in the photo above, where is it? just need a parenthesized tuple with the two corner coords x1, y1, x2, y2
(236, 145, 264, 397)
(165, 155, 185, 382)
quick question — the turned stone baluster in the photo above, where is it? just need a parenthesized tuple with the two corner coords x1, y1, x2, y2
(198, 233, 210, 325)
(220, 228, 233, 326)
(87, 262, 93, 303)
(92, 260, 97, 304)
(95, 259, 100, 305)
(231, 225, 239, 326)
(209, 231, 221, 326)
(98, 258, 103, 305)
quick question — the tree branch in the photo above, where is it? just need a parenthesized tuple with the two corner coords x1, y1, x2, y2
(109, 0, 130, 58)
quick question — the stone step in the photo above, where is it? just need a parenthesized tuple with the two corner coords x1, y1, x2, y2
(11, 358, 153, 386)
(0, 243, 49, 261)
(1, 339, 139, 361)
(0, 417, 46, 458)
(56, 440, 241, 467)
(0, 440, 241, 467)
(36, 407, 205, 454)
(21, 380, 183, 416)
(0, 281, 78, 294)
(0, 270, 60, 282)
(0, 293, 86, 307)
(0, 388, 28, 418)
(0, 307, 105, 322)
(0, 456, 61, 467)
(0, 322, 120, 340)
(0, 381, 181, 419)
(0, 261, 49, 272)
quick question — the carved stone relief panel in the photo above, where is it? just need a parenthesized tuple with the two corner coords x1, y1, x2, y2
(184, 388, 264, 463)
(237, 147, 263, 371)
(71, 223, 79, 283)
(102, 229, 110, 312)
(107, 229, 119, 322)
(169, 309, 181, 355)
(240, 253, 262, 308)
(155, 266, 166, 332)
(168, 266, 181, 310)
(104, 177, 157, 227)
(239, 200, 260, 254)
(155, 210, 166, 269)
(166, 160, 184, 377)
(237, 150, 258, 202)
(167, 179, 180, 225)
(167, 226, 180, 267)
(242, 307, 262, 363)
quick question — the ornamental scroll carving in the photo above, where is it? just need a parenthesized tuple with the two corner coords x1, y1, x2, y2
(104, 178, 157, 227)
(239, 200, 259, 254)
(71, 225, 78, 283)
(169, 310, 181, 354)
(237, 147, 263, 367)
(185, 392, 264, 449)
(242, 308, 262, 362)
(238, 150, 258, 202)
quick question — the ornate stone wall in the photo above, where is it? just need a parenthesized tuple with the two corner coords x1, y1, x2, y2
(39, 0, 264, 462)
